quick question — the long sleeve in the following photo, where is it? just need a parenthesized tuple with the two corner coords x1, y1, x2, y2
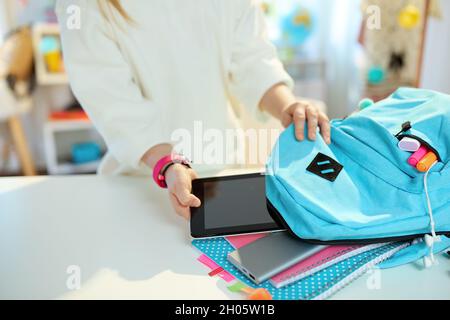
(56, 0, 166, 169)
(228, 0, 294, 118)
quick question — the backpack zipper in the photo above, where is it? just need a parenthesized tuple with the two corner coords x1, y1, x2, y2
(395, 121, 442, 161)
(394, 121, 412, 138)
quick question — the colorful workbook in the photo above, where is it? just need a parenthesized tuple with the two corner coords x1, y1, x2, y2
(193, 237, 409, 300)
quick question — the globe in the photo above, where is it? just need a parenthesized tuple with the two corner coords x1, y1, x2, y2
(279, 7, 314, 48)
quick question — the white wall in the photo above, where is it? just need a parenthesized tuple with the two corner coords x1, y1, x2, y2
(0, 0, 12, 40)
(421, 0, 450, 93)
(322, 0, 363, 118)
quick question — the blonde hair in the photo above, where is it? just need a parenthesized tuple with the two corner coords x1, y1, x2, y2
(107, 0, 132, 21)
(99, 0, 134, 24)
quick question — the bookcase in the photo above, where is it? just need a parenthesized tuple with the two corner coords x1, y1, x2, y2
(33, 23, 105, 175)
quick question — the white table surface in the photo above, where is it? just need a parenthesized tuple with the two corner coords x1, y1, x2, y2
(0, 175, 449, 300)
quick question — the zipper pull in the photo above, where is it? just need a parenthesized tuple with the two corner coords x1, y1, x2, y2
(395, 121, 412, 138)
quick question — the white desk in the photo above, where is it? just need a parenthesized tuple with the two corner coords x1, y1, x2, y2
(0, 176, 449, 300)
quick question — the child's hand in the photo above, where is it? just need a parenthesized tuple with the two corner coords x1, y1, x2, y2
(165, 164, 201, 219)
(280, 101, 331, 144)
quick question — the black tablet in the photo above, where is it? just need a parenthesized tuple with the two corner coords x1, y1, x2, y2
(190, 173, 283, 238)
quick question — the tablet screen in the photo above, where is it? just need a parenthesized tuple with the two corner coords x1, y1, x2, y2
(191, 174, 282, 238)
(203, 177, 274, 229)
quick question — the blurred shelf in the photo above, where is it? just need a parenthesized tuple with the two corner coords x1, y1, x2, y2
(45, 119, 93, 132)
(284, 57, 326, 66)
(36, 72, 68, 86)
(43, 119, 105, 175)
(285, 58, 327, 83)
(50, 160, 102, 175)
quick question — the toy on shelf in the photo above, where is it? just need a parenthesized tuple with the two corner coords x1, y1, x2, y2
(39, 35, 64, 73)
(71, 142, 102, 165)
(32, 23, 68, 85)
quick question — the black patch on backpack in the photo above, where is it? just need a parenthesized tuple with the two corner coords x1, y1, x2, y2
(306, 153, 343, 182)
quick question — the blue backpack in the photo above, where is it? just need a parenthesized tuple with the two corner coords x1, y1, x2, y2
(266, 88, 450, 254)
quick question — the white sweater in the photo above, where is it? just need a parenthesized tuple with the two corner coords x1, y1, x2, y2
(56, 0, 292, 174)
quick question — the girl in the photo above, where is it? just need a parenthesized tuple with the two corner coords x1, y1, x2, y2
(56, 0, 331, 219)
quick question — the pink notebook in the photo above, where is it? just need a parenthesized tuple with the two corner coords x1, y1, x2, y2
(226, 233, 267, 249)
(270, 244, 386, 288)
(225, 233, 384, 289)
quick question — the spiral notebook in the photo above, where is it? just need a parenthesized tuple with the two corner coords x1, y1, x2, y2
(225, 234, 385, 288)
(270, 243, 385, 288)
(193, 237, 409, 300)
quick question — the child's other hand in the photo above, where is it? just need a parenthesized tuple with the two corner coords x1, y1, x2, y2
(165, 164, 201, 219)
(281, 101, 331, 144)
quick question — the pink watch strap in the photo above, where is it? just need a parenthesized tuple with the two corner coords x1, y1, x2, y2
(152, 154, 191, 188)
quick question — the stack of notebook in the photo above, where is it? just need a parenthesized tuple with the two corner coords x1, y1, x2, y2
(193, 234, 409, 300)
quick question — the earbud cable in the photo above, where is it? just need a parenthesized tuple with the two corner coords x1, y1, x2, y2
(424, 161, 438, 238)
(423, 161, 439, 267)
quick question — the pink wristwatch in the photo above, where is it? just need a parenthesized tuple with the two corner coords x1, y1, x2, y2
(152, 154, 191, 188)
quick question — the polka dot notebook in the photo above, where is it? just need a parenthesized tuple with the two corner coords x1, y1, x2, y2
(192, 238, 408, 300)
